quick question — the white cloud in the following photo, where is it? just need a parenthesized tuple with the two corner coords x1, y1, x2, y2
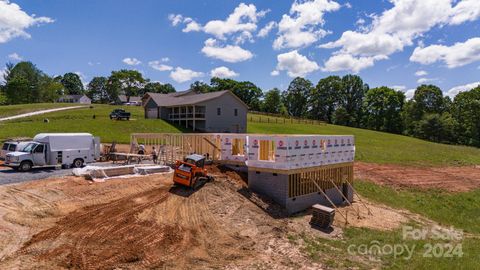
(273, 0, 341, 50)
(171, 3, 268, 42)
(0, 1, 54, 44)
(257, 21, 277, 38)
(449, 0, 480, 25)
(168, 14, 184, 26)
(183, 19, 201, 33)
(122, 57, 141, 66)
(410, 37, 480, 68)
(274, 50, 319, 77)
(391, 85, 406, 91)
(322, 54, 386, 73)
(169, 67, 203, 83)
(148, 60, 173, 71)
(202, 3, 267, 39)
(210, 66, 239, 78)
(270, 70, 280, 76)
(417, 77, 437, 84)
(446, 82, 480, 98)
(0, 67, 6, 83)
(319, 0, 480, 72)
(161, 57, 170, 62)
(404, 88, 416, 100)
(7, 52, 22, 61)
(88, 61, 101, 66)
(415, 70, 428, 76)
(201, 38, 253, 63)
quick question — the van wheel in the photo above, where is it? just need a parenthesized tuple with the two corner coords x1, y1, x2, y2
(73, 158, 84, 168)
(19, 161, 32, 172)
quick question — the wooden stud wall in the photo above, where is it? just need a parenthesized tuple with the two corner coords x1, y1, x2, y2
(131, 133, 221, 165)
(287, 163, 353, 198)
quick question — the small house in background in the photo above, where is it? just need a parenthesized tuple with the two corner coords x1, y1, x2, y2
(118, 95, 142, 106)
(57, 94, 91, 104)
(142, 90, 248, 133)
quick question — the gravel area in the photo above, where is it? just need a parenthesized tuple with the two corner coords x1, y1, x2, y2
(0, 166, 72, 185)
(0, 162, 141, 186)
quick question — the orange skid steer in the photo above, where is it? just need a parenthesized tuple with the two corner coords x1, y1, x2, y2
(173, 154, 213, 189)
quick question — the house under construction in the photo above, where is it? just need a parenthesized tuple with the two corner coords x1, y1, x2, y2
(130, 133, 355, 214)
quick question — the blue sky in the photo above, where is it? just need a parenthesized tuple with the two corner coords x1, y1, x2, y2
(0, 0, 479, 98)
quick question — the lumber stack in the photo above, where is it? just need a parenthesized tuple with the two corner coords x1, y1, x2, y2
(310, 204, 335, 228)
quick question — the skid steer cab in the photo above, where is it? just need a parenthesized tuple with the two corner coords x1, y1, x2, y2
(173, 154, 213, 189)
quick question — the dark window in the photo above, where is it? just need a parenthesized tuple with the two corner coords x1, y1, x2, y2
(217, 108, 221, 116)
(234, 109, 238, 116)
(8, 144, 16, 151)
(34, 145, 44, 153)
(2, 143, 8, 150)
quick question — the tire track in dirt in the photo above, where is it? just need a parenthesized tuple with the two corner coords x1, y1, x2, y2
(20, 187, 185, 269)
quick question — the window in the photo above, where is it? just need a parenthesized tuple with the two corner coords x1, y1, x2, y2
(34, 145, 44, 153)
(2, 143, 9, 150)
(234, 108, 238, 116)
(8, 144, 16, 151)
(217, 108, 221, 116)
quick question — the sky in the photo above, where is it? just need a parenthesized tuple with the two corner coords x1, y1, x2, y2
(0, 0, 479, 99)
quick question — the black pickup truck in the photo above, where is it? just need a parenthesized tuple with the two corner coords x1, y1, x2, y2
(109, 109, 131, 120)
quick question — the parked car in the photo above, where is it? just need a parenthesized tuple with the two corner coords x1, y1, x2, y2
(4, 133, 101, 171)
(1, 141, 31, 160)
(109, 109, 131, 120)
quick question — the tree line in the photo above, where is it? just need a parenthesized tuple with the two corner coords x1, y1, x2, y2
(1, 61, 480, 147)
(0, 61, 176, 105)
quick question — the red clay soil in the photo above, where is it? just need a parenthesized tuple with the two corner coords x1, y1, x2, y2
(355, 162, 480, 192)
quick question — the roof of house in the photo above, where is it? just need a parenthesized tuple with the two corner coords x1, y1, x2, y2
(59, 94, 89, 100)
(143, 90, 248, 108)
(119, 95, 141, 102)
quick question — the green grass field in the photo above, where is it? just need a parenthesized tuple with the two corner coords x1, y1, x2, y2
(0, 103, 76, 118)
(1, 103, 480, 166)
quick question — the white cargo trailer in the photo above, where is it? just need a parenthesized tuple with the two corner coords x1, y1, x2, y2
(4, 133, 100, 171)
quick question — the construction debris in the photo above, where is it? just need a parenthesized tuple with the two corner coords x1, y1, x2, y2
(135, 165, 171, 175)
(89, 165, 136, 179)
(310, 204, 335, 229)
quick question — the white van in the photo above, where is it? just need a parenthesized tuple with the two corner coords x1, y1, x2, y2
(5, 133, 101, 171)
(1, 141, 31, 160)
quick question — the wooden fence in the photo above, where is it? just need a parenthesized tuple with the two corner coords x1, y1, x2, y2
(248, 111, 326, 125)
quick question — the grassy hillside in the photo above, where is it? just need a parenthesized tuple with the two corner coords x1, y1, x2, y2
(0, 105, 183, 142)
(0, 103, 76, 118)
(1, 104, 480, 166)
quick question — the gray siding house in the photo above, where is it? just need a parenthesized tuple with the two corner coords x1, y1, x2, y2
(143, 90, 248, 133)
(57, 94, 91, 104)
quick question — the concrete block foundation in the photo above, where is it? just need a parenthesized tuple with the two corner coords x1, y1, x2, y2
(248, 169, 353, 214)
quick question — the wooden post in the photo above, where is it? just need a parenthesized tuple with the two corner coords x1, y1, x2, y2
(193, 105, 196, 131)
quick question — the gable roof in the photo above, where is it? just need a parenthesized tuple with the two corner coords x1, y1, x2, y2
(144, 90, 249, 108)
(59, 94, 89, 100)
(119, 95, 141, 102)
